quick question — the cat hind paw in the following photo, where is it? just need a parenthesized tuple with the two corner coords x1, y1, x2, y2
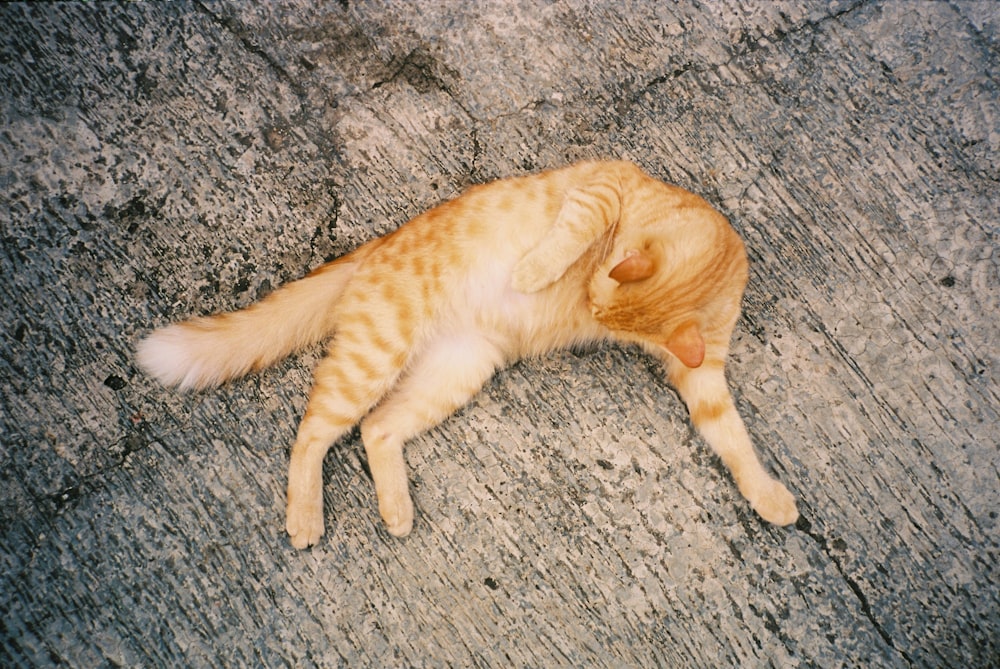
(379, 493, 414, 538)
(286, 500, 325, 549)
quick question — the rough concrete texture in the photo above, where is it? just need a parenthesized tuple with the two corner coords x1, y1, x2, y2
(1, 1, 997, 667)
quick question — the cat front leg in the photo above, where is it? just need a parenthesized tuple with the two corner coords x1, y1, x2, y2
(511, 170, 624, 293)
(360, 333, 504, 536)
(668, 359, 799, 526)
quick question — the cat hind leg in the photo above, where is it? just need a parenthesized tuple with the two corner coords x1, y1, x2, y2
(360, 333, 504, 537)
(285, 338, 408, 548)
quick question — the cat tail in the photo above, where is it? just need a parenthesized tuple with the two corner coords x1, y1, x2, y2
(136, 250, 366, 391)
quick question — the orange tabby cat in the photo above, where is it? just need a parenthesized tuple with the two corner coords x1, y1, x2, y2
(137, 160, 798, 548)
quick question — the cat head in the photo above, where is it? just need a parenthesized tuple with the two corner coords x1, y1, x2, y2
(587, 183, 748, 368)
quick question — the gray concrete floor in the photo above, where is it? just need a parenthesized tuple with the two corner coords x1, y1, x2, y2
(1, 1, 997, 667)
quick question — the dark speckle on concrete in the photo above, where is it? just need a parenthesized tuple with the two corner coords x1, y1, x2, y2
(103, 374, 128, 391)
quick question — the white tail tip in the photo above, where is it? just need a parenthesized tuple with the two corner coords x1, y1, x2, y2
(136, 325, 224, 391)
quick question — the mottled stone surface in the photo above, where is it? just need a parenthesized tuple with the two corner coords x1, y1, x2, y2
(1, 1, 997, 667)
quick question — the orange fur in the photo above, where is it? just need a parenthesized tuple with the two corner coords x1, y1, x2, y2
(137, 160, 798, 548)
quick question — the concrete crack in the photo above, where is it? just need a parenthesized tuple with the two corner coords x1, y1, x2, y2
(797, 514, 915, 666)
(193, 1, 309, 106)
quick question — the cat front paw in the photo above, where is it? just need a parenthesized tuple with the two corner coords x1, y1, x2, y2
(511, 253, 569, 294)
(747, 478, 799, 526)
(286, 495, 325, 549)
(510, 256, 549, 294)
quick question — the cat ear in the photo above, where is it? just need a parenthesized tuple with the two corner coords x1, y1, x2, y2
(608, 250, 655, 284)
(665, 321, 705, 368)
